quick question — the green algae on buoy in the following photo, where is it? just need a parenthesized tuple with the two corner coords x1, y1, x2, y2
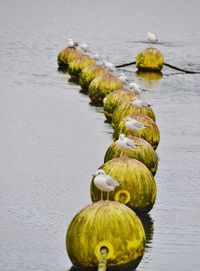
(112, 99, 156, 129)
(103, 89, 137, 123)
(57, 47, 82, 69)
(91, 158, 157, 213)
(68, 54, 96, 81)
(136, 47, 164, 72)
(113, 114, 160, 150)
(79, 64, 108, 93)
(66, 201, 145, 270)
(88, 74, 123, 105)
(104, 136, 159, 176)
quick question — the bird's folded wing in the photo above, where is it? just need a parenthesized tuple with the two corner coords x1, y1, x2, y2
(106, 177, 119, 186)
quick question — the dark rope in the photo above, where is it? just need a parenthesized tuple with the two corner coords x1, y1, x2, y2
(115, 61, 200, 74)
(164, 62, 200, 74)
(115, 61, 136, 68)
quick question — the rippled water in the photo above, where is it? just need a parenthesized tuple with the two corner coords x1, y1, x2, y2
(0, 0, 200, 270)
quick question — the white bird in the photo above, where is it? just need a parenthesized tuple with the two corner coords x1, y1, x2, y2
(147, 32, 158, 43)
(118, 73, 128, 83)
(103, 97, 107, 104)
(80, 43, 89, 52)
(104, 61, 116, 72)
(67, 38, 78, 48)
(125, 117, 147, 131)
(93, 53, 100, 61)
(117, 134, 138, 150)
(132, 97, 152, 108)
(128, 82, 145, 95)
(92, 169, 120, 200)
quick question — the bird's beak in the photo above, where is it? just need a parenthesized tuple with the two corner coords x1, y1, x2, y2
(92, 173, 96, 177)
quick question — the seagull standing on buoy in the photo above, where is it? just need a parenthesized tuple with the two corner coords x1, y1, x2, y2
(92, 169, 120, 200)
(103, 97, 107, 104)
(104, 61, 116, 72)
(80, 43, 89, 52)
(125, 117, 147, 131)
(132, 97, 152, 108)
(128, 82, 145, 96)
(118, 73, 128, 83)
(147, 32, 158, 43)
(67, 38, 78, 48)
(117, 134, 138, 150)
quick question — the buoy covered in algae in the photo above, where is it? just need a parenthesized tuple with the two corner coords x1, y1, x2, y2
(57, 47, 82, 69)
(104, 135, 159, 176)
(103, 89, 137, 122)
(91, 158, 157, 213)
(68, 54, 96, 80)
(79, 64, 108, 92)
(88, 74, 123, 105)
(113, 114, 160, 150)
(112, 98, 156, 129)
(136, 47, 164, 72)
(66, 201, 145, 270)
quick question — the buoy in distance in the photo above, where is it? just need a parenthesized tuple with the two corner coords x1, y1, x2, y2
(113, 114, 160, 150)
(88, 74, 123, 105)
(104, 135, 159, 176)
(136, 47, 164, 72)
(57, 47, 81, 69)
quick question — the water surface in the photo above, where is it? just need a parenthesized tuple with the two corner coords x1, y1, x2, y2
(0, 1, 200, 270)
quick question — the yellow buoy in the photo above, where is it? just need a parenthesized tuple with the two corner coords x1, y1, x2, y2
(88, 74, 123, 105)
(103, 89, 137, 122)
(112, 99, 156, 129)
(136, 47, 164, 72)
(66, 201, 146, 270)
(57, 47, 82, 69)
(91, 157, 157, 213)
(79, 64, 108, 93)
(113, 114, 160, 150)
(68, 54, 96, 81)
(104, 136, 159, 175)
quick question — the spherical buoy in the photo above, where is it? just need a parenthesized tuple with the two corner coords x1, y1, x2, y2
(57, 47, 82, 69)
(112, 99, 156, 129)
(68, 55, 96, 81)
(103, 89, 137, 122)
(66, 201, 146, 270)
(79, 64, 108, 93)
(104, 136, 159, 175)
(136, 47, 164, 72)
(113, 114, 160, 150)
(90, 158, 157, 213)
(88, 74, 123, 105)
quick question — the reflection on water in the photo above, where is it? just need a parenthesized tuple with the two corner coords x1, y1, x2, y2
(138, 214, 154, 248)
(135, 71, 163, 88)
(136, 71, 163, 81)
(68, 259, 141, 271)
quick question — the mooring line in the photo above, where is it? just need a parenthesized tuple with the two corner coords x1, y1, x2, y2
(164, 62, 200, 74)
(115, 61, 200, 74)
(116, 61, 136, 68)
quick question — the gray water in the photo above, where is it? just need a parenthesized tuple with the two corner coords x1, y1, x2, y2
(0, 0, 200, 270)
